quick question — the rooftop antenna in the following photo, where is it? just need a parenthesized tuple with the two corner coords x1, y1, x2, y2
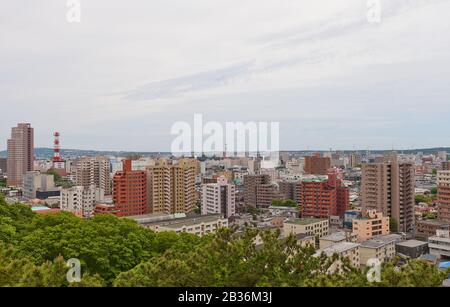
(52, 132, 61, 162)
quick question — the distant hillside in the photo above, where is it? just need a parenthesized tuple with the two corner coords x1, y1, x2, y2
(0, 148, 170, 159)
(1, 147, 449, 159)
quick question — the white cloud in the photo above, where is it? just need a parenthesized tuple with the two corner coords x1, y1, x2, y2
(1, 0, 450, 151)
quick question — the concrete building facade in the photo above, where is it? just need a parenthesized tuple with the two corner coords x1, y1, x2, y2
(113, 160, 147, 217)
(352, 210, 390, 242)
(437, 171, 450, 222)
(361, 153, 415, 232)
(60, 185, 104, 218)
(243, 174, 271, 207)
(283, 218, 329, 238)
(146, 158, 197, 215)
(73, 157, 111, 195)
(23, 171, 57, 199)
(304, 153, 331, 175)
(7, 123, 34, 187)
(201, 176, 236, 218)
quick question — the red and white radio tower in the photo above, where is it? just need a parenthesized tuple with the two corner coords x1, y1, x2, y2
(53, 132, 61, 162)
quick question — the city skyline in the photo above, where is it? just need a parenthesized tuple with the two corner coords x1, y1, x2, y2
(2, 0, 450, 151)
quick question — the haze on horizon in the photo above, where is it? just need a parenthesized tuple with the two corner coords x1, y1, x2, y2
(1, 0, 450, 152)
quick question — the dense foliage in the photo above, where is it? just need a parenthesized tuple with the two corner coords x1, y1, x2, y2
(0, 194, 448, 287)
(271, 199, 298, 208)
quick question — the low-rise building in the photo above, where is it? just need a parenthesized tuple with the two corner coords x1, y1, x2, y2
(135, 214, 228, 237)
(395, 240, 429, 259)
(428, 229, 450, 259)
(359, 234, 403, 266)
(352, 210, 389, 242)
(319, 231, 357, 249)
(416, 219, 450, 238)
(283, 218, 329, 238)
(314, 242, 361, 269)
(23, 171, 59, 200)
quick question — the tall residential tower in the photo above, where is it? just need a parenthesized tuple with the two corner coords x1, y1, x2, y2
(361, 153, 415, 232)
(7, 123, 34, 187)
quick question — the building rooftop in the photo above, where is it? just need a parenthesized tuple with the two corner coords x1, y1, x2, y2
(321, 231, 354, 242)
(127, 213, 186, 224)
(31, 206, 51, 211)
(301, 176, 328, 183)
(285, 218, 328, 226)
(418, 219, 450, 226)
(429, 235, 450, 243)
(143, 214, 225, 229)
(316, 242, 360, 256)
(396, 239, 428, 248)
(361, 234, 403, 249)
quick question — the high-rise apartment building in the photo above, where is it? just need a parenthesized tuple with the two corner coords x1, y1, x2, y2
(73, 157, 111, 195)
(349, 153, 362, 168)
(0, 158, 7, 174)
(201, 176, 236, 218)
(243, 174, 271, 207)
(442, 161, 450, 171)
(113, 160, 147, 217)
(278, 181, 298, 202)
(361, 153, 415, 232)
(146, 158, 197, 215)
(256, 183, 284, 208)
(304, 153, 331, 175)
(60, 185, 104, 218)
(297, 169, 349, 218)
(437, 171, 450, 222)
(7, 123, 34, 186)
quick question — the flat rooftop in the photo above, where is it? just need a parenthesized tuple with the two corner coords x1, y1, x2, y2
(396, 239, 428, 248)
(321, 231, 354, 242)
(31, 206, 51, 211)
(418, 219, 450, 226)
(316, 242, 360, 256)
(145, 214, 225, 229)
(361, 234, 403, 249)
(127, 213, 186, 224)
(285, 218, 328, 225)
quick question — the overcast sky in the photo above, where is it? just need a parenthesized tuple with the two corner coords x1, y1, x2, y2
(1, 0, 450, 152)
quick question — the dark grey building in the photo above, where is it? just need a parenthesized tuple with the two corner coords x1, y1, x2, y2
(396, 240, 429, 259)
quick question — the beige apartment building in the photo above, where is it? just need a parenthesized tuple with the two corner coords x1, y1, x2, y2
(146, 158, 197, 215)
(283, 218, 329, 238)
(73, 157, 111, 195)
(138, 214, 228, 237)
(352, 210, 390, 242)
(314, 242, 361, 269)
(7, 123, 34, 187)
(60, 185, 105, 218)
(361, 153, 415, 232)
(437, 171, 450, 222)
(319, 231, 357, 249)
(359, 234, 402, 266)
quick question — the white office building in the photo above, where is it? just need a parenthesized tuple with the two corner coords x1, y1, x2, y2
(201, 176, 235, 218)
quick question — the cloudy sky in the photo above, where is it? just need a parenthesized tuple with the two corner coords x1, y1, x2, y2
(1, 0, 450, 152)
